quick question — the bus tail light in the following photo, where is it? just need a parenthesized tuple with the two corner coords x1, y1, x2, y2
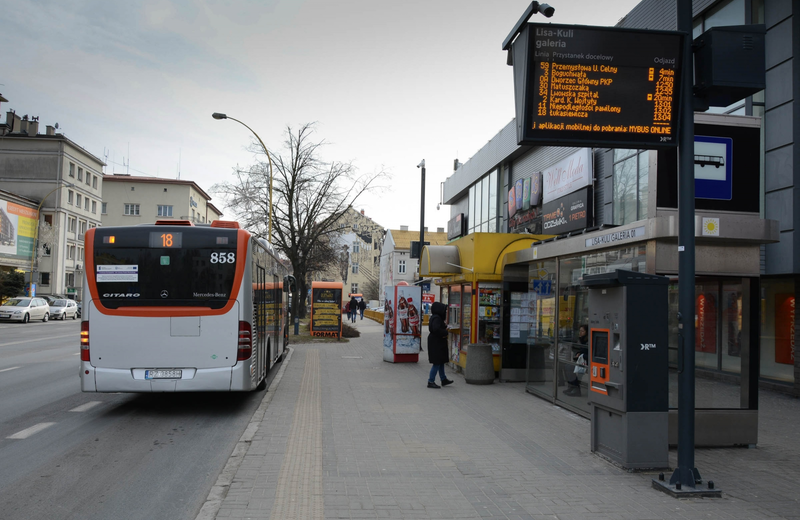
(238, 321, 252, 361)
(80, 321, 90, 361)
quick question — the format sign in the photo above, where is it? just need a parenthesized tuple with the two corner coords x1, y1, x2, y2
(512, 23, 683, 148)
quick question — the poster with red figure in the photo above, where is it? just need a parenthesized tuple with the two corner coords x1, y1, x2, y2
(775, 294, 795, 365)
(695, 293, 717, 353)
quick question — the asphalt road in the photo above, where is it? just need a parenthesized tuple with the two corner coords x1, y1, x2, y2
(0, 318, 272, 520)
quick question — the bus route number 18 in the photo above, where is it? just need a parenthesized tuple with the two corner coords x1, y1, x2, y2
(211, 252, 236, 264)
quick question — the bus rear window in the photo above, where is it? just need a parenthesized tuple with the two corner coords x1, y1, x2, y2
(93, 228, 239, 309)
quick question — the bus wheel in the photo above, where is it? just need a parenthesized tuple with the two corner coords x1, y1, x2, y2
(256, 376, 267, 391)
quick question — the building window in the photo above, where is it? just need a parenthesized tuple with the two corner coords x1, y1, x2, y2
(124, 204, 140, 216)
(91, 200, 97, 214)
(79, 220, 87, 234)
(66, 272, 75, 287)
(67, 245, 76, 259)
(352, 263, 359, 274)
(612, 149, 649, 226)
(351, 283, 358, 294)
(86, 172, 91, 185)
(157, 205, 173, 217)
(76, 194, 82, 207)
(40, 273, 50, 286)
(79, 247, 84, 261)
(468, 169, 498, 234)
(68, 217, 76, 233)
(77, 168, 83, 181)
(92, 176, 97, 189)
(69, 163, 75, 177)
(352, 241, 360, 253)
(84, 198, 90, 211)
(101, 202, 107, 214)
(68, 190, 73, 205)
(398, 260, 406, 274)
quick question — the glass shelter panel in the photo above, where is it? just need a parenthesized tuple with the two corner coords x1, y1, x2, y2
(525, 260, 557, 398)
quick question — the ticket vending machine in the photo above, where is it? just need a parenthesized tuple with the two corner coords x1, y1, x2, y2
(582, 269, 670, 470)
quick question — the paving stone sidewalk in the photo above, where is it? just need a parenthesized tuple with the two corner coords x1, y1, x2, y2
(210, 317, 800, 520)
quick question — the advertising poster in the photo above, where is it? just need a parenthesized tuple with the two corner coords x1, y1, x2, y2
(310, 284, 342, 337)
(394, 285, 421, 354)
(695, 293, 717, 353)
(0, 200, 38, 260)
(542, 187, 592, 235)
(775, 294, 795, 365)
(508, 186, 517, 217)
(542, 148, 592, 204)
(383, 286, 394, 358)
(514, 179, 524, 212)
(530, 172, 542, 206)
(522, 178, 531, 211)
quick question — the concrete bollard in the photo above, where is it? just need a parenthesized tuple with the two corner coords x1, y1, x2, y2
(465, 343, 494, 385)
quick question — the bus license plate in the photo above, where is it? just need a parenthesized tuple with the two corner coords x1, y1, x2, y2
(145, 369, 182, 380)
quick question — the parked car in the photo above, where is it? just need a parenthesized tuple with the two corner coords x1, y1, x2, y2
(0, 297, 51, 323)
(49, 299, 79, 320)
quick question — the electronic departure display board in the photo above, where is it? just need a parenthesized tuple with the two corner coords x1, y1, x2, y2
(513, 23, 684, 148)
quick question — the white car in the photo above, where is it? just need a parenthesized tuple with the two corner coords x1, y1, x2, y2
(0, 297, 51, 323)
(49, 299, 79, 320)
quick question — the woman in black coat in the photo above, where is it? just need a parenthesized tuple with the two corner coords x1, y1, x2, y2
(427, 302, 454, 389)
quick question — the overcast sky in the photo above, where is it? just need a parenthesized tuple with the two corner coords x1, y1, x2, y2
(4, 0, 642, 231)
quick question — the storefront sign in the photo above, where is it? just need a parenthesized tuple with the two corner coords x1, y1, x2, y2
(775, 294, 795, 365)
(530, 172, 542, 206)
(447, 213, 466, 240)
(508, 207, 541, 234)
(585, 226, 646, 248)
(508, 186, 517, 217)
(310, 286, 342, 336)
(542, 187, 592, 235)
(695, 293, 717, 353)
(542, 148, 592, 204)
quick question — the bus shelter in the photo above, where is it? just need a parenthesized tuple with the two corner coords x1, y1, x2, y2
(421, 233, 551, 377)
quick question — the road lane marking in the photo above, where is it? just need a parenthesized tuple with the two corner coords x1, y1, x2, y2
(0, 334, 77, 348)
(8, 422, 56, 439)
(0, 366, 21, 373)
(69, 401, 101, 413)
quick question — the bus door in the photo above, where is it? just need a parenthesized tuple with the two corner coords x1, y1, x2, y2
(254, 265, 267, 381)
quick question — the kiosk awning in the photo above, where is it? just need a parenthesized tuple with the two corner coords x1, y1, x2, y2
(420, 245, 461, 276)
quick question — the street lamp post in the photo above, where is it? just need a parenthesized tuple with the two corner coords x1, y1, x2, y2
(29, 182, 74, 295)
(417, 160, 425, 284)
(212, 112, 273, 244)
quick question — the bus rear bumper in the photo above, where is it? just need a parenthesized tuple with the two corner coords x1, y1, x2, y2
(82, 364, 239, 392)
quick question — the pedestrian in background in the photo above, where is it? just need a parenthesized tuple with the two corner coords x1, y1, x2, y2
(344, 301, 351, 322)
(358, 298, 366, 320)
(349, 295, 359, 323)
(427, 302, 453, 389)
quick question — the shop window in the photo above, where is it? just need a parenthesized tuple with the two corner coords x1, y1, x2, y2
(760, 278, 795, 384)
(524, 260, 557, 399)
(468, 169, 498, 234)
(612, 149, 649, 225)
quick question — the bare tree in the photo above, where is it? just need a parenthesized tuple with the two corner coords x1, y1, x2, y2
(213, 123, 388, 318)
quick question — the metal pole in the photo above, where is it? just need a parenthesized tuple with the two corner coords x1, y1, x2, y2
(671, 0, 700, 489)
(419, 161, 426, 281)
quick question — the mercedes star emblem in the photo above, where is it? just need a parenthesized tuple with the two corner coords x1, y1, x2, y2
(160, 290, 169, 298)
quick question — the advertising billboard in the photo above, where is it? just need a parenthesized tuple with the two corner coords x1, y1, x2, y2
(0, 199, 38, 262)
(542, 186, 593, 235)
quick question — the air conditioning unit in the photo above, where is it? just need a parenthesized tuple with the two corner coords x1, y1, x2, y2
(75, 264, 82, 271)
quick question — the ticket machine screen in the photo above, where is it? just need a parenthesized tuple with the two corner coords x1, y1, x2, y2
(592, 330, 608, 363)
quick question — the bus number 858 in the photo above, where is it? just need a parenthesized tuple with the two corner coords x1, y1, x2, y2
(210, 252, 236, 264)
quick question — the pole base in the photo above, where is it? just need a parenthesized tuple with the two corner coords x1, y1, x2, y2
(652, 478, 722, 498)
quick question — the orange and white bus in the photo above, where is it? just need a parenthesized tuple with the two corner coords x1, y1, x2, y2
(80, 220, 294, 392)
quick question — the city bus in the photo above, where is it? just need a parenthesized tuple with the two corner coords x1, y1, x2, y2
(80, 220, 294, 392)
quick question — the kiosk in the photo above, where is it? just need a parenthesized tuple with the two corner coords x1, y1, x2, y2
(383, 283, 422, 363)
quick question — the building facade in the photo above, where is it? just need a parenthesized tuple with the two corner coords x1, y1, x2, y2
(380, 227, 448, 306)
(431, 0, 796, 444)
(101, 175, 222, 227)
(0, 111, 104, 300)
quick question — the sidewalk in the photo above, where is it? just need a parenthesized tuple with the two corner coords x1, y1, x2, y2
(206, 317, 800, 520)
